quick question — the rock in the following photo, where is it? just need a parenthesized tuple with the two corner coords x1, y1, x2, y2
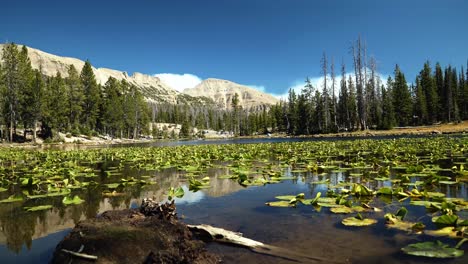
(183, 78, 278, 110)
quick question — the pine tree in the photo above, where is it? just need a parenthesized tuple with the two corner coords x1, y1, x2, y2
(80, 60, 100, 130)
(380, 80, 396, 129)
(420, 62, 438, 124)
(392, 65, 413, 126)
(17, 46, 36, 140)
(29, 70, 44, 142)
(1, 43, 21, 141)
(435, 63, 445, 121)
(101, 77, 124, 136)
(413, 76, 428, 125)
(66, 65, 84, 130)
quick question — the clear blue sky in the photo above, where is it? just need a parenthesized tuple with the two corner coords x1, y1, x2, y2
(2, 0, 467, 95)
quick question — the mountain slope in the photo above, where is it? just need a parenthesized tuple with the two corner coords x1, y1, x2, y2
(183, 78, 278, 110)
(0, 44, 278, 109)
(0, 44, 179, 103)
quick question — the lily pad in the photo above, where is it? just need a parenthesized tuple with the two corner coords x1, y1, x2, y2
(62, 195, 85, 205)
(342, 213, 377, 226)
(24, 205, 53, 212)
(265, 201, 293, 207)
(401, 241, 464, 258)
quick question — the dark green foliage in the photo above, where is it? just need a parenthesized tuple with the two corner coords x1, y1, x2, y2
(80, 60, 101, 130)
(392, 65, 413, 126)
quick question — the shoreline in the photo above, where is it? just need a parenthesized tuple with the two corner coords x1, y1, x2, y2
(2, 122, 468, 149)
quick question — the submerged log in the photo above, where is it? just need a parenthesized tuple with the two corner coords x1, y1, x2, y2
(188, 224, 341, 263)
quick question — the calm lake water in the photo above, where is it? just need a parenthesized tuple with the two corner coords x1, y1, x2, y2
(1, 136, 467, 263)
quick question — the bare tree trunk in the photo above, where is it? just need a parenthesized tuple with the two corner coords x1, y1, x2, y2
(321, 52, 329, 131)
(331, 57, 337, 129)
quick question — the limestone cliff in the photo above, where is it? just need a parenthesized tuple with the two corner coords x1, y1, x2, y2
(183, 78, 278, 110)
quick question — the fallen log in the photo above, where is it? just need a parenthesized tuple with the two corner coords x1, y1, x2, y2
(61, 249, 98, 261)
(188, 224, 341, 263)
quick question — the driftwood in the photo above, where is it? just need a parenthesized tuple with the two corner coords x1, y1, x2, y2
(61, 249, 98, 261)
(188, 224, 341, 263)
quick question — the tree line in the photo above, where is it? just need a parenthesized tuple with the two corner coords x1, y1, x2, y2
(0, 43, 150, 142)
(0, 43, 272, 142)
(269, 37, 468, 135)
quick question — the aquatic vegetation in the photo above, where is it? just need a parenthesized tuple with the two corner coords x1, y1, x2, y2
(0, 136, 467, 259)
(401, 240, 465, 258)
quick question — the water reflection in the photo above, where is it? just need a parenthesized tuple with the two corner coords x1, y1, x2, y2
(0, 148, 467, 263)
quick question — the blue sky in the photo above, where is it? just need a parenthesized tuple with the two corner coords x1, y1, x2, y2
(2, 0, 467, 96)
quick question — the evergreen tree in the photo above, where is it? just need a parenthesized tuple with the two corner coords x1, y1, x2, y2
(42, 73, 70, 137)
(80, 60, 100, 130)
(380, 80, 396, 129)
(101, 77, 124, 136)
(435, 63, 445, 121)
(18, 46, 35, 139)
(66, 65, 84, 130)
(1, 43, 21, 141)
(413, 76, 428, 125)
(392, 65, 412, 126)
(420, 62, 438, 124)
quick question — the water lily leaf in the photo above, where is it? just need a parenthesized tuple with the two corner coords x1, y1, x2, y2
(439, 180, 457, 185)
(24, 205, 53, 212)
(168, 186, 184, 200)
(396, 207, 408, 220)
(275, 195, 296, 201)
(425, 192, 446, 198)
(301, 192, 321, 205)
(377, 187, 393, 195)
(310, 179, 330, 184)
(104, 183, 122, 189)
(62, 195, 85, 205)
(266, 201, 293, 207)
(410, 200, 441, 208)
(401, 241, 464, 258)
(330, 206, 366, 214)
(342, 215, 377, 226)
(425, 227, 460, 238)
(433, 215, 458, 226)
(0, 195, 24, 203)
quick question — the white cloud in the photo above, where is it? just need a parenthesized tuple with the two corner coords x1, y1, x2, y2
(154, 73, 203, 92)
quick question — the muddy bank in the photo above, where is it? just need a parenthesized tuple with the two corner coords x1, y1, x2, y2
(51, 200, 220, 264)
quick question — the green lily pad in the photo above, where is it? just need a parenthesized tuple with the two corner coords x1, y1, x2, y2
(433, 215, 459, 226)
(24, 205, 53, 212)
(401, 241, 464, 258)
(0, 195, 24, 203)
(265, 200, 293, 207)
(62, 195, 85, 205)
(342, 213, 377, 226)
(376, 187, 393, 195)
(331, 206, 366, 214)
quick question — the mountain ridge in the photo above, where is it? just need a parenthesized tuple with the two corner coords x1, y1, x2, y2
(0, 44, 278, 109)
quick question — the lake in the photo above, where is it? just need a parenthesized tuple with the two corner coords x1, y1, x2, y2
(0, 136, 467, 263)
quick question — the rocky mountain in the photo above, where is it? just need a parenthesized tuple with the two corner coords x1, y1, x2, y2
(0, 44, 278, 109)
(183, 78, 278, 110)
